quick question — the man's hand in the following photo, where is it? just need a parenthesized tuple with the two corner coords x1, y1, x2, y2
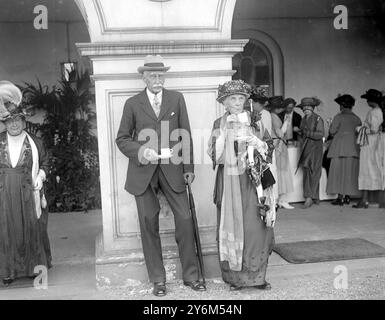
(143, 148, 159, 162)
(184, 172, 195, 185)
(293, 126, 301, 133)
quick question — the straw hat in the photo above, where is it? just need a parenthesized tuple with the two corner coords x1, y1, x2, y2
(137, 55, 171, 74)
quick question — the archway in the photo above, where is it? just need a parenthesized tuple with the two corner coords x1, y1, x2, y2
(233, 39, 274, 95)
(232, 29, 285, 96)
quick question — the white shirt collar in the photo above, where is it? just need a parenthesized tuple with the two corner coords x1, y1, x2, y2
(146, 88, 163, 102)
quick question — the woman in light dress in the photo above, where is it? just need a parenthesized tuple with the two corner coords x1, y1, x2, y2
(207, 80, 275, 291)
(269, 96, 295, 209)
(353, 89, 384, 208)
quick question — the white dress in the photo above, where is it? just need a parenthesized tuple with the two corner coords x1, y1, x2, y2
(358, 107, 384, 190)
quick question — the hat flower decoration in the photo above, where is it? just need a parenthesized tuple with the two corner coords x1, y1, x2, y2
(216, 80, 251, 103)
(0, 81, 33, 122)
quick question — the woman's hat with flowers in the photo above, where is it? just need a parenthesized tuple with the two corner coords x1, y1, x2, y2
(298, 97, 322, 109)
(0, 80, 29, 122)
(216, 80, 251, 103)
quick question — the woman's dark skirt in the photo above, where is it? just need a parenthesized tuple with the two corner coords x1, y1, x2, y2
(326, 157, 361, 197)
(0, 167, 50, 279)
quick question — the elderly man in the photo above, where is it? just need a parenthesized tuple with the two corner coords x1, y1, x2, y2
(116, 55, 206, 296)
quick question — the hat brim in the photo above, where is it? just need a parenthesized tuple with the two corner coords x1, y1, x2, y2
(138, 66, 171, 74)
(361, 94, 382, 104)
(335, 97, 354, 107)
(298, 104, 316, 109)
(216, 92, 250, 103)
(0, 112, 27, 122)
(334, 97, 344, 105)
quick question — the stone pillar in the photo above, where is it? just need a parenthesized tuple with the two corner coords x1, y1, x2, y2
(75, 0, 247, 286)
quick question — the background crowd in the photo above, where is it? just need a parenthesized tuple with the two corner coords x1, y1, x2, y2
(245, 86, 385, 210)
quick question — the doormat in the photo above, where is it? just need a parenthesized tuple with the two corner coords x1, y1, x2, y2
(273, 238, 385, 264)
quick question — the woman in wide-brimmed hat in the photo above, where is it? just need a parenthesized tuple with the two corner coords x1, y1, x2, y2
(353, 89, 384, 208)
(269, 96, 295, 209)
(326, 94, 362, 205)
(0, 81, 51, 286)
(207, 80, 275, 291)
(297, 97, 325, 208)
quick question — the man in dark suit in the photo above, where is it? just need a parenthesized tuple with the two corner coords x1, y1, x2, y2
(279, 98, 302, 142)
(116, 55, 206, 296)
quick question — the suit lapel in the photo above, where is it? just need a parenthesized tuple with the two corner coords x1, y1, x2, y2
(158, 89, 172, 121)
(139, 89, 158, 122)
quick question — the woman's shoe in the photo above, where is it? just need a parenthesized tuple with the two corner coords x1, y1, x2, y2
(352, 201, 369, 209)
(302, 198, 313, 209)
(2, 278, 13, 286)
(254, 282, 272, 290)
(344, 196, 351, 205)
(229, 285, 243, 291)
(331, 198, 344, 206)
(278, 202, 294, 209)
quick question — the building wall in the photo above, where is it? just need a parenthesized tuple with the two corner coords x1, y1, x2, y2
(233, 16, 385, 122)
(0, 21, 90, 85)
(0, 21, 90, 131)
(2, 14, 385, 129)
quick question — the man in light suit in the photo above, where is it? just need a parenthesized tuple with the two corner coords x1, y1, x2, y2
(116, 55, 206, 296)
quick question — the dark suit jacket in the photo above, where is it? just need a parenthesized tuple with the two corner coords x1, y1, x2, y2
(279, 110, 302, 140)
(116, 89, 194, 196)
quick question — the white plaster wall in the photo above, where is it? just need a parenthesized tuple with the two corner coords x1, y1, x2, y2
(233, 17, 385, 123)
(0, 21, 90, 132)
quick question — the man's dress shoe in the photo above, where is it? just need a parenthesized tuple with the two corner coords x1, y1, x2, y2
(183, 280, 206, 291)
(153, 282, 166, 297)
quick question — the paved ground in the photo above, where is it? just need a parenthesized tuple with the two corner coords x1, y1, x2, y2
(1, 203, 385, 300)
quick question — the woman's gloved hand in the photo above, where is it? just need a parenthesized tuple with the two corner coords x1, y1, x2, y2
(34, 169, 46, 191)
(34, 176, 43, 191)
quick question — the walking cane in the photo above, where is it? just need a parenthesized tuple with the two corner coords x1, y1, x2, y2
(186, 182, 206, 284)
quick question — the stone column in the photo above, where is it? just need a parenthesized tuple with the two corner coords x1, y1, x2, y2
(75, 0, 247, 286)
